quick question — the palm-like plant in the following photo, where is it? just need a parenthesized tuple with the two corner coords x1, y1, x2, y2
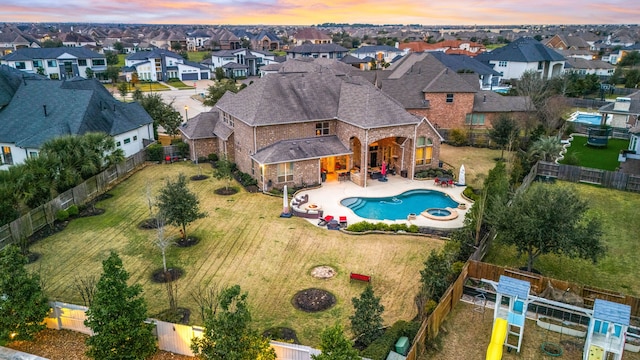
(528, 135, 564, 163)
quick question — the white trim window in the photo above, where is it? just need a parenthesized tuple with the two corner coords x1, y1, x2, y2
(277, 162, 294, 182)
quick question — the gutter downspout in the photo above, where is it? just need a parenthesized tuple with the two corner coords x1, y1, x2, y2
(411, 124, 418, 180)
(364, 129, 369, 188)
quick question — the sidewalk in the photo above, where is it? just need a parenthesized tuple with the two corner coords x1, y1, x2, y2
(0, 347, 48, 360)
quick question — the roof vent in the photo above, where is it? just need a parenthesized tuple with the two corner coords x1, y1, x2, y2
(483, 94, 487, 102)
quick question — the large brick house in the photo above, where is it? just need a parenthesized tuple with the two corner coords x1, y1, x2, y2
(189, 59, 442, 190)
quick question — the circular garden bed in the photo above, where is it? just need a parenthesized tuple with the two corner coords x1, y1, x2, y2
(263, 327, 300, 344)
(151, 268, 184, 283)
(310, 265, 337, 279)
(292, 288, 336, 313)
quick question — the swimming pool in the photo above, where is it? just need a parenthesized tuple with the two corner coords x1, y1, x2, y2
(340, 189, 459, 221)
(568, 111, 604, 126)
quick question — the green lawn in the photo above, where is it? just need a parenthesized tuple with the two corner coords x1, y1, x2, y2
(485, 181, 640, 296)
(26, 162, 442, 346)
(559, 134, 629, 170)
(187, 51, 208, 62)
(166, 80, 195, 89)
(117, 54, 126, 67)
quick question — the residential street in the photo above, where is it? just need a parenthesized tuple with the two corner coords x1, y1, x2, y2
(157, 79, 215, 121)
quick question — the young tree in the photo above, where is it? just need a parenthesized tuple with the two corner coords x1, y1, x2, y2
(85, 68, 94, 79)
(203, 79, 245, 107)
(528, 135, 563, 163)
(488, 115, 519, 160)
(154, 215, 173, 272)
(84, 251, 156, 360)
(156, 173, 206, 240)
(312, 324, 360, 360)
(104, 66, 120, 83)
(419, 249, 452, 303)
(191, 285, 275, 360)
(350, 285, 384, 347)
(215, 67, 225, 81)
(104, 51, 119, 66)
(214, 155, 234, 190)
(138, 93, 183, 137)
(117, 82, 129, 99)
(493, 183, 604, 272)
(0, 245, 50, 344)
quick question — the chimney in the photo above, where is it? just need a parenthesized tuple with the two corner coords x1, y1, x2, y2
(43, 105, 47, 117)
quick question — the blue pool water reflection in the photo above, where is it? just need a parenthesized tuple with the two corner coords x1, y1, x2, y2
(340, 189, 459, 220)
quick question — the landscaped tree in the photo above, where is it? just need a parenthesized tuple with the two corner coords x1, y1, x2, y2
(84, 251, 157, 360)
(214, 155, 234, 190)
(528, 135, 563, 163)
(419, 249, 452, 304)
(138, 93, 183, 137)
(203, 79, 246, 107)
(191, 284, 276, 360)
(350, 285, 385, 347)
(311, 324, 360, 360)
(492, 183, 605, 272)
(104, 65, 120, 83)
(0, 245, 50, 344)
(488, 115, 519, 160)
(117, 82, 129, 99)
(156, 173, 206, 241)
(104, 51, 119, 66)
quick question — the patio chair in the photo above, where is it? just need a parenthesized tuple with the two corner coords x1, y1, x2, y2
(339, 216, 348, 228)
(434, 177, 440, 185)
(327, 219, 340, 230)
(318, 215, 334, 226)
(448, 179, 454, 187)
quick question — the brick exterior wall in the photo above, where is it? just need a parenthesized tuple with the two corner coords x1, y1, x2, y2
(411, 92, 475, 130)
(182, 138, 218, 161)
(262, 158, 320, 191)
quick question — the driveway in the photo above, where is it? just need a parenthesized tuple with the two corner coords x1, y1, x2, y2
(157, 79, 215, 122)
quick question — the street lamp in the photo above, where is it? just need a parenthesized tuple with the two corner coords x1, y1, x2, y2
(184, 105, 189, 123)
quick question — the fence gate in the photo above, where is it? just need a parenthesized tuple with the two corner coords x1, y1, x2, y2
(155, 320, 196, 356)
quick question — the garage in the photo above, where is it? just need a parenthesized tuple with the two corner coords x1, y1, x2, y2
(181, 73, 198, 81)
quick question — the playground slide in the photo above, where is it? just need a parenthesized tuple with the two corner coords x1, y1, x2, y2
(485, 318, 508, 360)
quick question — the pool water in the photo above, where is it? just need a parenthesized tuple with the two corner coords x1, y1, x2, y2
(340, 189, 459, 220)
(570, 112, 603, 126)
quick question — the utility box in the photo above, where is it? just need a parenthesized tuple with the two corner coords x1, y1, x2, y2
(395, 336, 409, 356)
(400, 170, 408, 178)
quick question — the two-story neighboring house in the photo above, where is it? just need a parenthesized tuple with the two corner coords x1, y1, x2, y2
(476, 37, 566, 80)
(0, 26, 40, 55)
(351, 45, 408, 67)
(250, 30, 280, 51)
(210, 48, 276, 78)
(399, 40, 486, 57)
(292, 28, 332, 46)
(563, 57, 615, 78)
(286, 44, 349, 60)
(0, 47, 107, 80)
(0, 65, 154, 169)
(186, 30, 211, 51)
(542, 34, 591, 51)
(61, 32, 97, 47)
(123, 49, 210, 81)
(190, 58, 442, 190)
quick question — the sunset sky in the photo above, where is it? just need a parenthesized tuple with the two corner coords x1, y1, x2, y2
(2, 0, 638, 25)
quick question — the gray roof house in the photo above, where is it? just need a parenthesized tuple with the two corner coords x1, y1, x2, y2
(351, 45, 408, 65)
(0, 65, 154, 169)
(210, 48, 277, 77)
(203, 58, 443, 191)
(476, 36, 566, 80)
(286, 44, 349, 60)
(124, 48, 210, 82)
(0, 47, 107, 80)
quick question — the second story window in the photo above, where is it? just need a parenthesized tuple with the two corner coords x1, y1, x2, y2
(446, 93, 454, 103)
(315, 122, 329, 136)
(15, 62, 26, 69)
(47, 60, 57, 67)
(498, 61, 507, 67)
(78, 59, 87, 66)
(93, 59, 105, 66)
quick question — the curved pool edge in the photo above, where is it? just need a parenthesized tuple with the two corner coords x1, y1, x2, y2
(421, 207, 459, 221)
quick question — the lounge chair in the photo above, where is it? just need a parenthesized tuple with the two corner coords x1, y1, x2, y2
(318, 215, 334, 226)
(327, 219, 340, 230)
(339, 216, 348, 228)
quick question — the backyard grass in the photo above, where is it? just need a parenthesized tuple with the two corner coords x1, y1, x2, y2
(559, 134, 629, 170)
(485, 181, 640, 296)
(439, 144, 506, 189)
(26, 162, 443, 346)
(187, 51, 209, 62)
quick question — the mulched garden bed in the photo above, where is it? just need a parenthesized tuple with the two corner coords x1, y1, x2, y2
(138, 218, 160, 230)
(175, 236, 199, 247)
(263, 327, 300, 344)
(214, 187, 238, 195)
(292, 288, 336, 313)
(151, 268, 184, 283)
(190, 174, 210, 181)
(28, 221, 69, 243)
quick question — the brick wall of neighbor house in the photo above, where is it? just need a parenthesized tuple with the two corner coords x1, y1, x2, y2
(418, 92, 475, 129)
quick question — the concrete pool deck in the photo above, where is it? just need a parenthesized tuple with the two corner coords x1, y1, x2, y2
(295, 175, 472, 229)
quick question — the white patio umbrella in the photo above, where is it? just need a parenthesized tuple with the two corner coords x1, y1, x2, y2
(458, 164, 466, 186)
(281, 185, 290, 216)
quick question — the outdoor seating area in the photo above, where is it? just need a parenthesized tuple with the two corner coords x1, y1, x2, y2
(434, 177, 454, 187)
(290, 194, 324, 219)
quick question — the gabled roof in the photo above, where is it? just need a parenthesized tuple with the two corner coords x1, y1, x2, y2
(0, 64, 47, 107)
(1, 47, 104, 61)
(473, 91, 532, 113)
(216, 63, 421, 129)
(564, 57, 614, 70)
(0, 77, 152, 148)
(476, 37, 565, 63)
(429, 52, 501, 77)
(251, 135, 351, 165)
(183, 60, 209, 70)
(179, 111, 219, 140)
(593, 299, 631, 326)
(287, 44, 349, 54)
(341, 54, 369, 65)
(293, 28, 332, 41)
(253, 30, 279, 42)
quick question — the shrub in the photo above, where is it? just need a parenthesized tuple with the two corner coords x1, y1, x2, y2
(234, 171, 257, 187)
(448, 128, 468, 146)
(147, 143, 164, 162)
(172, 141, 190, 158)
(424, 299, 438, 315)
(414, 168, 454, 179)
(562, 152, 580, 166)
(207, 153, 219, 162)
(345, 221, 419, 233)
(361, 320, 419, 360)
(67, 205, 79, 217)
(462, 186, 479, 201)
(56, 209, 69, 222)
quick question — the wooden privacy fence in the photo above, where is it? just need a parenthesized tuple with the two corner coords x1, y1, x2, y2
(0, 151, 147, 250)
(45, 301, 321, 359)
(536, 161, 640, 192)
(466, 260, 640, 317)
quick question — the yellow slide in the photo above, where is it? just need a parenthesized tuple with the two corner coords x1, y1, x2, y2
(486, 318, 508, 360)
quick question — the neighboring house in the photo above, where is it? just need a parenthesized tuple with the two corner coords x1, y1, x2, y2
(0, 65, 154, 169)
(340, 54, 371, 71)
(556, 49, 594, 60)
(210, 48, 277, 77)
(399, 40, 486, 57)
(0, 26, 40, 55)
(608, 91, 640, 173)
(350, 45, 407, 66)
(604, 45, 640, 65)
(429, 52, 502, 89)
(61, 32, 97, 47)
(286, 44, 349, 60)
(123, 48, 210, 81)
(292, 28, 332, 45)
(186, 30, 211, 51)
(210, 28, 241, 50)
(249, 30, 280, 51)
(365, 52, 532, 131)
(0, 47, 107, 80)
(200, 58, 442, 190)
(563, 57, 615, 78)
(542, 34, 591, 51)
(476, 36, 566, 80)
